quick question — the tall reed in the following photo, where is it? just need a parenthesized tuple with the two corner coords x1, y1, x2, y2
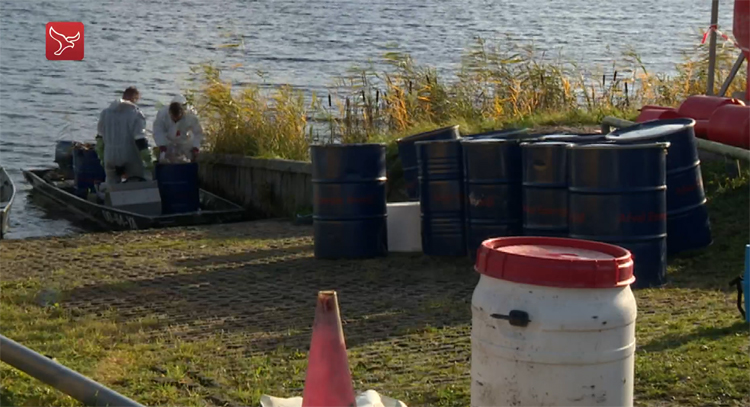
(186, 36, 747, 160)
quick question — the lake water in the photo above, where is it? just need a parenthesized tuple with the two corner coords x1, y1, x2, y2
(0, 0, 737, 239)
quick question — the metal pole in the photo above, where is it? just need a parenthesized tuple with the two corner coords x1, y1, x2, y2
(0, 334, 145, 407)
(718, 53, 746, 97)
(695, 138, 750, 162)
(707, 0, 720, 95)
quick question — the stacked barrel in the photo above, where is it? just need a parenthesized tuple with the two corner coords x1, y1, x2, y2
(567, 141, 670, 288)
(416, 139, 466, 257)
(311, 143, 388, 259)
(462, 138, 523, 258)
(605, 118, 712, 255)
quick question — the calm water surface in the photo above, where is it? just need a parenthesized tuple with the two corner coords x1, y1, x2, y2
(0, 0, 736, 239)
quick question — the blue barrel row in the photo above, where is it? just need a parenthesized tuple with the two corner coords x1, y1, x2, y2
(311, 119, 710, 289)
(416, 129, 537, 259)
(521, 134, 603, 237)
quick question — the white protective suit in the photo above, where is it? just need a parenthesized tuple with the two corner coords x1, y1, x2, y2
(152, 95, 204, 163)
(97, 99, 149, 184)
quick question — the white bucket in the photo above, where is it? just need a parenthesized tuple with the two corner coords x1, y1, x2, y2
(386, 202, 421, 252)
(471, 236, 637, 407)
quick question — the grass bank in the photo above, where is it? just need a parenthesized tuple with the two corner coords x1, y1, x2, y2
(1, 163, 748, 407)
(186, 37, 747, 162)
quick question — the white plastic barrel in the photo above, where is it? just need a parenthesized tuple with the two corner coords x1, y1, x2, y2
(386, 202, 421, 252)
(471, 236, 637, 407)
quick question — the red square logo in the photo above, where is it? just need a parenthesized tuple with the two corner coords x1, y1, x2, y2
(46, 22, 84, 61)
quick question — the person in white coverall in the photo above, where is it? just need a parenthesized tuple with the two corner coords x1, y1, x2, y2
(95, 86, 153, 185)
(152, 95, 204, 163)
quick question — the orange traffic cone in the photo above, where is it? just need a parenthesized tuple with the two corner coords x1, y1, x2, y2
(301, 291, 356, 407)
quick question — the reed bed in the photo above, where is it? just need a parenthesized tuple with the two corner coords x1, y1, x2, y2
(186, 37, 747, 161)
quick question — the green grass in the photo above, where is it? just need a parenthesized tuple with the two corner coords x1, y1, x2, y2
(1, 163, 748, 407)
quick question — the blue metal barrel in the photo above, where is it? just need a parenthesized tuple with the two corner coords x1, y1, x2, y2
(568, 142, 670, 288)
(522, 141, 572, 237)
(155, 163, 200, 214)
(417, 139, 466, 257)
(521, 135, 607, 237)
(311, 144, 387, 259)
(72, 146, 106, 198)
(462, 138, 522, 258)
(396, 126, 460, 201)
(606, 118, 712, 254)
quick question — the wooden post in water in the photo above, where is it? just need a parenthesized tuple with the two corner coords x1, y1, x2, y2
(707, 0, 720, 95)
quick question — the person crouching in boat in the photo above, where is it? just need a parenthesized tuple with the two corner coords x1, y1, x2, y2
(152, 94, 204, 163)
(95, 86, 154, 185)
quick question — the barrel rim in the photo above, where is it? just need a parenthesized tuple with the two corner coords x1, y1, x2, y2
(475, 236, 635, 288)
(539, 133, 605, 142)
(309, 142, 386, 148)
(395, 125, 460, 144)
(568, 141, 671, 150)
(460, 137, 523, 145)
(461, 127, 530, 139)
(605, 118, 696, 143)
(520, 141, 575, 148)
(414, 139, 463, 146)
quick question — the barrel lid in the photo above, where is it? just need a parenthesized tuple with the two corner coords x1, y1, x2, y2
(462, 128, 529, 138)
(461, 137, 521, 144)
(414, 139, 462, 146)
(396, 125, 460, 144)
(475, 237, 635, 288)
(606, 118, 695, 143)
(541, 134, 604, 142)
(567, 141, 670, 150)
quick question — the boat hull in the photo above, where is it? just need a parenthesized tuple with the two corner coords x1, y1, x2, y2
(0, 166, 15, 238)
(23, 169, 246, 231)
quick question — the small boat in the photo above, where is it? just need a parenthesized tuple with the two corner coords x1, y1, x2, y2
(23, 168, 246, 231)
(0, 166, 16, 238)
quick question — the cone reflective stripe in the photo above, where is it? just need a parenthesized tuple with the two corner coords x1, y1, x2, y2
(301, 291, 356, 407)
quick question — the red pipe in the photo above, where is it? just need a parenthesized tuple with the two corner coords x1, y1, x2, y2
(677, 95, 745, 137)
(636, 106, 682, 123)
(708, 104, 750, 149)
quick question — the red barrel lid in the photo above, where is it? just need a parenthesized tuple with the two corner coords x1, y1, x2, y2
(475, 237, 635, 288)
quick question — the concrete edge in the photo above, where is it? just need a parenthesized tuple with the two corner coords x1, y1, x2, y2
(198, 154, 312, 174)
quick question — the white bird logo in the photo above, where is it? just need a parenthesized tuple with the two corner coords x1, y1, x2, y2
(48, 26, 80, 56)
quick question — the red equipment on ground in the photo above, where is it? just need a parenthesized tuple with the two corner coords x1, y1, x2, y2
(632, 1, 750, 150)
(676, 95, 746, 138)
(735, 0, 750, 101)
(708, 104, 750, 149)
(636, 106, 681, 122)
